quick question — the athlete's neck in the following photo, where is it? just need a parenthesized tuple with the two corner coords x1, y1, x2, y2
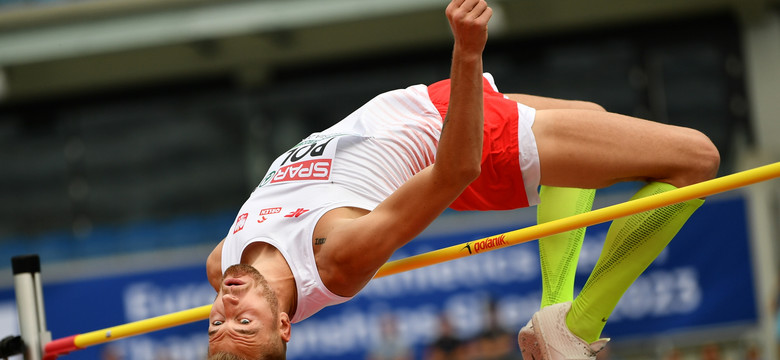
(241, 242, 298, 319)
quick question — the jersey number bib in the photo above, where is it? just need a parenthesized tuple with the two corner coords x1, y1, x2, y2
(259, 133, 348, 187)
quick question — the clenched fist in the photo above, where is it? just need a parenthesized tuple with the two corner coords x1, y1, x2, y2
(446, 0, 493, 56)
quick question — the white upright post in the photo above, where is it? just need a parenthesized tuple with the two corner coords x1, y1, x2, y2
(12, 255, 48, 360)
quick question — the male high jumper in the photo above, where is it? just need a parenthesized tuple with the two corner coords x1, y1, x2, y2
(206, 1, 719, 359)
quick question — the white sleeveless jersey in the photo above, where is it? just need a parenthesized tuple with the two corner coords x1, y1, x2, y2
(221, 84, 442, 323)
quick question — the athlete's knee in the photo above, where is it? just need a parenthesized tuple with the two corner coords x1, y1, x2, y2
(679, 128, 721, 185)
(691, 129, 720, 178)
(576, 100, 606, 112)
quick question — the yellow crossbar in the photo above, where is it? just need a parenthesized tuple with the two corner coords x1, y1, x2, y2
(49, 161, 778, 352)
(73, 305, 212, 348)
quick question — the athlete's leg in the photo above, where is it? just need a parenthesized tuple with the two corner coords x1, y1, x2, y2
(504, 94, 603, 308)
(536, 186, 595, 307)
(532, 109, 719, 189)
(569, 182, 704, 343)
(531, 108, 719, 344)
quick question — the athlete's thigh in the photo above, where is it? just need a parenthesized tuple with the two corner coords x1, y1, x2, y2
(532, 109, 718, 189)
(505, 93, 605, 111)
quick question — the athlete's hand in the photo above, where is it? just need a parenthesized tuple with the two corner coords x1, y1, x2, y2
(446, 0, 492, 56)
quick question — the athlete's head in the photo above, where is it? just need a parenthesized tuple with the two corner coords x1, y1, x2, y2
(208, 264, 291, 360)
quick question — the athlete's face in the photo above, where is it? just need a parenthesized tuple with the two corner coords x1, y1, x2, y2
(208, 264, 288, 358)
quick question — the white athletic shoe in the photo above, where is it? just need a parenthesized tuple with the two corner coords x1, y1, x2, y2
(518, 319, 539, 360)
(517, 302, 609, 360)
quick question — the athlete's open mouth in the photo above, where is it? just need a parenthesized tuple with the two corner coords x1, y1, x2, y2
(224, 278, 246, 286)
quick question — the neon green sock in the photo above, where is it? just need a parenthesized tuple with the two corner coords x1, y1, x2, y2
(537, 186, 595, 308)
(566, 182, 704, 343)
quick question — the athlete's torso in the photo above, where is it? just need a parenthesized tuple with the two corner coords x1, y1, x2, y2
(221, 84, 443, 322)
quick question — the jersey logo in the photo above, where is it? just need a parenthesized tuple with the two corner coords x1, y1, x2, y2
(257, 208, 282, 224)
(284, 208, 310, 218)
(233, 213, 249, 233)
(271, 159, 331, 183)
(260, 207, 282, 215)
(258, 134, 348, 188)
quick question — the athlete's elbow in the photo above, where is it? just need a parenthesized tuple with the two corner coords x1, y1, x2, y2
(464, 163, 482, 182)
(447, 163, 481, 186)
(433, 153, 481, 186)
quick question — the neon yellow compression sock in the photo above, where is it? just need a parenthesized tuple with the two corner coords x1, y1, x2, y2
(537, 186, 595, 308)
(566, 181, 704, 343)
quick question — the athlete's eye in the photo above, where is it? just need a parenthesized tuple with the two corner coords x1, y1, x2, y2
(240, 319, 251, 325)
(212, 320, 223, 326)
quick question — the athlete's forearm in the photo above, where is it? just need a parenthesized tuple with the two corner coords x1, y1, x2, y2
(434, 0, 491, 186)
(435, 49, 484, 181)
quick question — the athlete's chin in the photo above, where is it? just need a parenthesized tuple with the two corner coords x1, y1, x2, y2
(223, 264, 264, 282)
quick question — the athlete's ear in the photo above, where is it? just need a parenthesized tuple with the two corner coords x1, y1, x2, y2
(278, 312, 291, 342)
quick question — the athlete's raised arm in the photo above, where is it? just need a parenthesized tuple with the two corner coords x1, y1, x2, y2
(321, 0, 493, 294)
